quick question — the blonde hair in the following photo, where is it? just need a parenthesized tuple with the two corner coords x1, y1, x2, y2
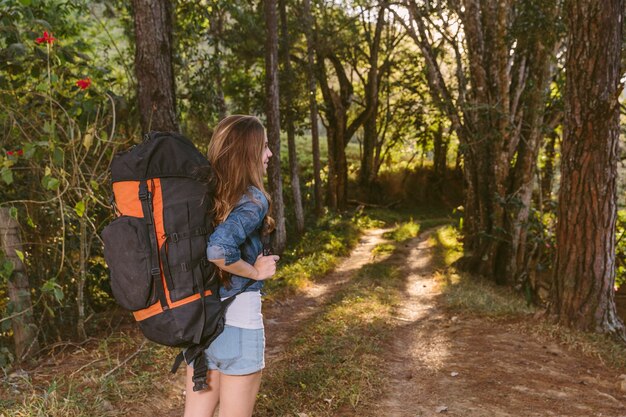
(207, 115, 274, 232)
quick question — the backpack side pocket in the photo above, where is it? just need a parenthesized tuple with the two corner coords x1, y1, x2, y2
(102, 216, 156, 311)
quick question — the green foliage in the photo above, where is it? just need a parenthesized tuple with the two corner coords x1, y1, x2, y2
(615, 210, 626, 289)
(383, 219, 420, 242)
(0, 0, 132, 355)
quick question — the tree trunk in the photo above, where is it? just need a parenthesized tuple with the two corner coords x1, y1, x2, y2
(358, 4, 387, 194)
(403, 0, 558, 283)
(133, 0, 178, 133)
(211, 6, 227, 120)
(432, 121, 448, 178)
(540, 131, 558, 205)
(0, 208, 39, 361)
(500, 1, 559, 285)
(279, 0, 305, 234)
(77, 214, 87, 340)
(303, 0, 323, 218)
(548, 0, 625, 338)
(264, 0, 286, 253)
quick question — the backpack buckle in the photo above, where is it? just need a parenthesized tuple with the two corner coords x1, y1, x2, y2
(138, 181, 152, 201)
(171, 233, 179, 243)
(151, 267, 160, 276)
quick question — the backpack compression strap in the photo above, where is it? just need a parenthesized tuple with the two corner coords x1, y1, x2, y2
(138, 180, 167, 308)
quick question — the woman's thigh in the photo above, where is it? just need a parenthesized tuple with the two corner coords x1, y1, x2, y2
(184, 368, 220, 417)
(218, 371, 262, 417)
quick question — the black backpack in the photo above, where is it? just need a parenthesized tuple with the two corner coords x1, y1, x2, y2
(101, 132, 253, 391)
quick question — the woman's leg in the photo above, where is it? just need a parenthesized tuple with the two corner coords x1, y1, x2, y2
(217, 371, 262, 417)
(183, 366, 221, 417)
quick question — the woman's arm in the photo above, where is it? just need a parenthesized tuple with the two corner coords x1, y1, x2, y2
(210, 254, 280, 281)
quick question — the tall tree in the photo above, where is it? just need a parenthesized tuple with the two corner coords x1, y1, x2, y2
(548, 0, 625, 338)
(316, 0, 390, 209)
(358, 1, 388, 192)
(265, 0, 287, 252)
(0, 208, 39, 361)
(279, 0, 305, 234)
(302, 0, 323, 217)
(133, 0, 178, 133)
(400, 0, 560, 283)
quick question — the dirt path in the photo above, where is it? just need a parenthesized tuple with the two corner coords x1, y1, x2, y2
(263, 227, 392, 362)
(371, 230, 626, 417)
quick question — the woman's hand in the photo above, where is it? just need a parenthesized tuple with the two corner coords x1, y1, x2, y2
(253, 254, 280, 280)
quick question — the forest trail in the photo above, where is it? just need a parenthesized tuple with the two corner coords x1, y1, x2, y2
(368, 230, 626, 417)
(148, 227, 626, 417)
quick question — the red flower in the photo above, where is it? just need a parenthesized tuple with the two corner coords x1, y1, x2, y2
(6, 149, 23, 157)
(35, 31, 56, 45)
(76, 77, 91, 90)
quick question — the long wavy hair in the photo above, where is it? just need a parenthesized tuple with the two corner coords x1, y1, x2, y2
(207, 114, 275, 235)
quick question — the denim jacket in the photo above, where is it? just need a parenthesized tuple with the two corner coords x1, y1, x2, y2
(206, 186, 268, 298)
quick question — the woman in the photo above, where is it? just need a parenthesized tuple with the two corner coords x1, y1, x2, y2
(184, 115, 280, 417)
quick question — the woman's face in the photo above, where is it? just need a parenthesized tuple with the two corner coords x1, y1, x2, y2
(262, 136, 272, 175)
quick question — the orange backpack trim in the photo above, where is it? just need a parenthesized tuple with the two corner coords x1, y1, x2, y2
(113, 179, 213, 322)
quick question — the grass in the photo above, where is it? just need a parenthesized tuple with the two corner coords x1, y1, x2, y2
(264, 213, 364, 296)
(427, 224, 626, 371)
(1, 333, 175, 417)
(256, 261, 404, 417)
(430, 225, 536, 317)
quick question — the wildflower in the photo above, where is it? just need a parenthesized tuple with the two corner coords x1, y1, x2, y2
(35, 31, 56, 45)
(6, 149, 23, 157)
(76, 77, 91, 90)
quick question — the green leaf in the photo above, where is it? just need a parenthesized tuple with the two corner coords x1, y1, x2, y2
(27, 216, 36, 228)
(53, 147, 64, 166)
(53, 287, 64, 302)
(89, 180, 99, 191)
(1, 167, 13, 185)
(74, 200, 85, 217)
(23, 143, 36, 159)
(19, 0, 32, 6)
(42, 175, 60, 190)
(1, 260, 14, 280)
(14, 250, 24, 263)
(9, 207, 18, 220)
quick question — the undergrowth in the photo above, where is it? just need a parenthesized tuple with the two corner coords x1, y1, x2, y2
(429, 224, 626, 370)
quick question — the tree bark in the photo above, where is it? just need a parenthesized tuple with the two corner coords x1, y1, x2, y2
(133, 0, 178, 133)
(303, 0, 323, 218)
(0, 208, 39, 361)
(432, 121, 448, 178)
(77, 214, 87, 340)
(358, 3, 387, 193)
(279, 0, 305, 234)
(540, 131, 558, 205)
(549, 0, 625, 338)
(210, 5, 227, 120)
(264, 0, 287, 253)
